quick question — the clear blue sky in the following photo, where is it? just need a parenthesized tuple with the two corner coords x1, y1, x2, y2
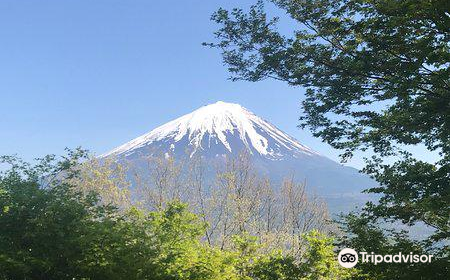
(0, 0, 436, 169)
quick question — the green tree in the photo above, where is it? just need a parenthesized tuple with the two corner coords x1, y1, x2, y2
(0, 149, 121, 279)
(229, 231, 356, 280)
(250, 252, 300, 280)
(300, 231, 357, 280)
(206, 0, 449, 272)
(0, 151, 237, 280)
(140, 201, 238, 280)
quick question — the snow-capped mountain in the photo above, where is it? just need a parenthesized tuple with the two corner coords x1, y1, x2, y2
(103, 101, 375, 212)
(103, 101, 318, 160)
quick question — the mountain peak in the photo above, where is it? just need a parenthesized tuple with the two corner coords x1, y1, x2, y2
(187, 101, 252, 121)
(103, 101, 318, 159)
(208, 100, 241, 107)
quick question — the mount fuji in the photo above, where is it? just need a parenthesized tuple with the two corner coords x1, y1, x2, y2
(104, 101, 319, 160)
(103, 101, 375, 211)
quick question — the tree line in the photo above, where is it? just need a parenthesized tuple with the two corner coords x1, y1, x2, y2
(0, 149, 353, 280)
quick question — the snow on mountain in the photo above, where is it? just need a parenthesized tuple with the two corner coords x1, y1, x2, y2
(103, 101, 318, 159)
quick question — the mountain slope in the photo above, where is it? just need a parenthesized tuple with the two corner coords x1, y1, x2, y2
(103, 101, 376, 211)
(104, 101, 318, 159)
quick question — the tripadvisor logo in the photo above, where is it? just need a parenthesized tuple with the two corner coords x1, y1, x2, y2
(337, 248, 433, 268)
(338, 248, 358, 268)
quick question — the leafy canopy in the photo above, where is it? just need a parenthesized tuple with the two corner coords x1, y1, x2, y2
(0, 151, 355, 280)
(206, 0, 449, 243)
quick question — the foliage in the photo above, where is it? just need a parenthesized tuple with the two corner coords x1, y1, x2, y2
(206, 0, 449, 242)
(207, 0, 448, 159)
(0, 151, 353, 280)
(363, 154, 449, 241)
(0, 149, 112, 279)
(70, 156, 131, 209)
(206, 0, 449, 277)
(0, 151, 226, 280)
(300, 231, 356, 280)
(338, 213, 449, 279)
